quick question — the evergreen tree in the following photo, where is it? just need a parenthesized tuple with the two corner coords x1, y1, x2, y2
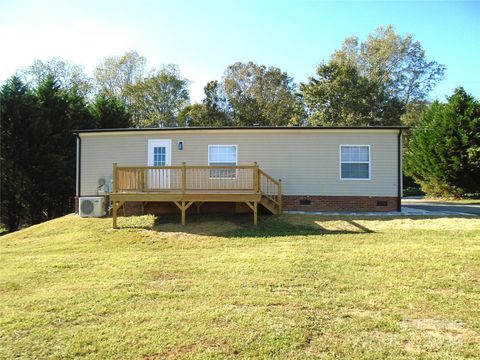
(1, 75, 96, 232)
(0, 77, 43, 231)
(404, 88, 480, 197)
(35, 76, 94, 219)
(89, 92, 131, 128)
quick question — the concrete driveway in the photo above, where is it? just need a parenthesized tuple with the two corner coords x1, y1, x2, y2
(402, 198, 480, 216)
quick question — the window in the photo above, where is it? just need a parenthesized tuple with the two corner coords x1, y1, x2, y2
(340, 145, 370, 180)
(153, 146, 166, 166)
(208, 145, 237, 178)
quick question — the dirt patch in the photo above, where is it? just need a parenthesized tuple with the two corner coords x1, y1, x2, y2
(144, 344, 197, 359)
(402, 317, 479, 343)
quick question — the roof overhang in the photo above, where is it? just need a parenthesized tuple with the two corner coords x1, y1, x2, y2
(73, 126, 406, 136)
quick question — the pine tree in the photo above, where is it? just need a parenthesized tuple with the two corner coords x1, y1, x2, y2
(404, 88, 480, 197)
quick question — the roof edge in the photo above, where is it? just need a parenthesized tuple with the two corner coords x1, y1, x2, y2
(73, 126, 407, 134)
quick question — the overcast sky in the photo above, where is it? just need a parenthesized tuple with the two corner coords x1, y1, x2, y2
(1, 0, 479, 102)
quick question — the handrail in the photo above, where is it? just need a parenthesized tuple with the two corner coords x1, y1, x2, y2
(258, 169, 282, 212)
(113, 163, 282, 213)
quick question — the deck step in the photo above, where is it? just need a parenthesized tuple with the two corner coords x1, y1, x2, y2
(260, 196, 279, 215)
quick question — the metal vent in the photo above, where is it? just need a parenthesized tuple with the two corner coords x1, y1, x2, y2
(376, 200, 388, 207)
(299, 199, 311, 205)
(81, 199, 95, 214)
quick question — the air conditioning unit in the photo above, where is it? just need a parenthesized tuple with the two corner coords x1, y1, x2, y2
(79, 197, 106, 218)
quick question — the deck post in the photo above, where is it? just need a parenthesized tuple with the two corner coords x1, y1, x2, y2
(253, 162, 259, 193)
(113, 163, 118, 192)
(141, 169, 146, 192)
(182, 162, 186, 195)
(181, 201, 186, 225)
(253, 201, 258, 225)
(112, 201, 118, 229)
(278, 179, 282, 214)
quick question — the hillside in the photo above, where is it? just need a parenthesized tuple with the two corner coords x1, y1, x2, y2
(1, 214, 479, 359)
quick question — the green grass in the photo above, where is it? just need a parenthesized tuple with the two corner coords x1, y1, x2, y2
(423, 198, 480, 205)
(1, 213, 479, 359)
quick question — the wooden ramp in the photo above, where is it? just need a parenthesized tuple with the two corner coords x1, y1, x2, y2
(110, 163, 282, 228)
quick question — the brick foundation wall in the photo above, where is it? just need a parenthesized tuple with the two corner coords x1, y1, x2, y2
(76, 195, 399, 216)
(283, 195, 399, 212)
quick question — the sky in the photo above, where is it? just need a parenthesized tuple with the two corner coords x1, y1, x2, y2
(0, 0, 479, 102)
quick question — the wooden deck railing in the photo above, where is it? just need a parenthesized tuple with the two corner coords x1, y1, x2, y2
(113, 162, 281, 200)
(113, 163, 281, 211)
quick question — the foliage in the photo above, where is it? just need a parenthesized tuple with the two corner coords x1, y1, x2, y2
(125, 65, 190, 127)
(400, 100, 430, 127)
(89, 92, 131, 128)
(19, 58, 93, 97)
(0, 76, 95, 232)
(302, 25, 445, 126)
(177, 81, 231, 127)
(94, 50, 146, 105)
(404, 88, 480, 197)
(1, 214, 479, 358)
(0, 77, 43, 231)
(332, 25, 446, 103)
(221, 62, 304, 126)
(300, 62, 403, 125)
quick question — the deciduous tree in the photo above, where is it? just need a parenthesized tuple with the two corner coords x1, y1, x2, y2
(94, 51, 146, 104)
(300, 62, 403, 126)
(221, 62, 304, 126)
(332, 25, 446, 104)
(19, 58, 93, 97)
(125, 65, 190, 127)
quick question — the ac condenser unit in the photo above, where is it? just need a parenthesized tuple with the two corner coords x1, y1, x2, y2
(79, 197, 106, 218)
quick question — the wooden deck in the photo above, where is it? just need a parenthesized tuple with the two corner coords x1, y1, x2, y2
(110, 163, 282, 228)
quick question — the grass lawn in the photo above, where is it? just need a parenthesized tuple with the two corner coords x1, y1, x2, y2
(1, 213, 480, 359)
(422, 198, 480, 205)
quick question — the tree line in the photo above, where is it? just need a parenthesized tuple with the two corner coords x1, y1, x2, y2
(1, 25, 478, 232)
(12, 25, 447, 129)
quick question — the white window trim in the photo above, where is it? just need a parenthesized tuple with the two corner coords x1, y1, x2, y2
(147, 139, 172, 167)
(208, 144, 238, 179)
(339, 144, 371, 180)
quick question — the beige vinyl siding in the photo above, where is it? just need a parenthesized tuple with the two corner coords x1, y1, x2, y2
(80, 129, 399, 197)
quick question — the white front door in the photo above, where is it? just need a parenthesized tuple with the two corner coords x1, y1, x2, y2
(147, 139, 172, 190)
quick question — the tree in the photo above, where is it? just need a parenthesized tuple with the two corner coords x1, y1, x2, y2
(300, 61, 403, 126)
(177, 81, 231, 127)
(125, 65, 190, 127)
(19, 58, 93, 97)
(221, 62, 304, 126)
(0, 77, 43, 231)
(94, 51, 146, 104)
(332, 25, 446, 104)
(404, 88, 480, 197)
(1, 75, 96, 232)
(34, 76, 94, 220)
(302, 25, 445, 126)
(89, 92, 131, 128)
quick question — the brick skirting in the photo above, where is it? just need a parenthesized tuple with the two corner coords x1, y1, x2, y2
(76, 195, 399, 216)
(283, 195, 399, 212)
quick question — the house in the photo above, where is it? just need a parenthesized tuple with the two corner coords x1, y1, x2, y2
(73, 126, 404, 227)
